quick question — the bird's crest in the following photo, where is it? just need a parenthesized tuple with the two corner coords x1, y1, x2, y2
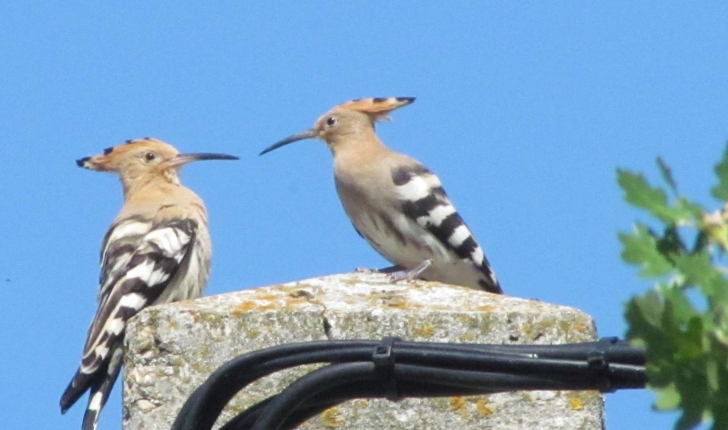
(76, 138, 178, 172)
(333, 97, 415, 122)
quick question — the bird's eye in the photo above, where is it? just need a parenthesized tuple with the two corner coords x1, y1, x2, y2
(325, 116, 337, 127)
(144, 152, 156, 161)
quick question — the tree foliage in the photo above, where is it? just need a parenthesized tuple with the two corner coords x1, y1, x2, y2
(618, 148, 728, 429)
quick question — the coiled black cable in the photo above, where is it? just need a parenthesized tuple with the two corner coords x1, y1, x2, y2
(171, 337, 645, 430)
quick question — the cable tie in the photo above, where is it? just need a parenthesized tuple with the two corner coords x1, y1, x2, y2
(373, 337, 401, 401)
(588, 337, 616, 393)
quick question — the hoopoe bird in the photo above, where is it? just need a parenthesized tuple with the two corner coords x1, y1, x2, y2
(260, 97, 502, 293)
(60, 138, 238, 430)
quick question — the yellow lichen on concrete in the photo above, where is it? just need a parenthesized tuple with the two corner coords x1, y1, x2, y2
(282, 297, 308, 309)
(383, 294, 408, 309)
(565, 390, 600, 412)
(231, 300, 276, 314)
(450, 396, 466, 411)
(450, 396, 472, 420)
(475, 399, 494, 416)
(573, 322, 588, 333)
(231, 301, 260, 313)
(449, 396, 470, 420)
(569, 397, 583, 410)
(244, 328, 260, 339)
(412, 323, 435, 338)
(321, 406, 345, 428)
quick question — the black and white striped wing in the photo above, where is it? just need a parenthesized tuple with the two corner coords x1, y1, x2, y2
(96, 217, 153, 307)
(60, 218, 197, 417)
(392, 164, 502, 293)
(85, 218, 197, 364)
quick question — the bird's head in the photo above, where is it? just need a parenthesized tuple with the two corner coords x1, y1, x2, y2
(77, 138, 238, 188)
(260, 97, 415, 156)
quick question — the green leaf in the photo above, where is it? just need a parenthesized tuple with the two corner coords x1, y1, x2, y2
(658, 156, 679, 196)
(673, 353, 710, 429)
(710, 364, 728, 429)
(676, 397, 706, 430)
(625, 291, 677, 367)
(706, 359, 720, 392)
(618, 169, 694, 223)
(653, 385, 681, 410)
(628, 290, 665, 329)
(676, 410, 704, 430)
(672, 197, 705, 223)
(646, 362, 674, 388)
(673, 252, 713, 285)
(713, 408, 728, 430)
(675, 198, 705, 219)
(618, 169, 670, 217)
(620, 225, 674, 277)
(657, 283, 698, 325)
(674, 316, 705, 362)
(711, 144, 728, 201)
(673, 252, 728, 297)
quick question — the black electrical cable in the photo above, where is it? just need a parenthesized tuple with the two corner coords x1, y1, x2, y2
(176, 345, 644, 430)
(171, 338, 646, 430)
(248, 361, 624, 430)
(173, 342, 377, 430)
(249, 363, 375, 430)
(220, 381, 491, 430)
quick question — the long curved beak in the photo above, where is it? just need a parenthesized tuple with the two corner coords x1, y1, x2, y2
(168, 152, 239, 168)
(259, 129, 318, 156)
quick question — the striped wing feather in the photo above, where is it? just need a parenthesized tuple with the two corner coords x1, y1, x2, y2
(60, 218, 197, 417)
(392, 164, 501, 293)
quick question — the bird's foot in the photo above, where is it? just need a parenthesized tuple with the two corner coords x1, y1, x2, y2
(354, 265, 405, 274)
(388, 260, 433, 283)
(377, 265, 406, 274)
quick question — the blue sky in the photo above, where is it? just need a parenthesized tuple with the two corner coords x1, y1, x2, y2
(1, 3, 726, 429)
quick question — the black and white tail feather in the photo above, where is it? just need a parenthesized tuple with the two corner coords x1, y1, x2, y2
(60, 218, 197, 430)
(353, 163, 503, 294)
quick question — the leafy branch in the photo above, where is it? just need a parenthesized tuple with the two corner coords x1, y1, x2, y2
(618, 146, 728, 429)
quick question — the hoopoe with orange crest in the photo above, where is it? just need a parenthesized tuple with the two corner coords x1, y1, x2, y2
(260, 97, 502, 294)
(60, 138, 238, 430)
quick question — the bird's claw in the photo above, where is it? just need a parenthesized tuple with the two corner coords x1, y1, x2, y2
(388, 260, 433, 283)
(354, 264, 405, 274)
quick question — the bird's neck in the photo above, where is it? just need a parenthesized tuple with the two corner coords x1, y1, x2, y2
(332, 131, 397, 186)
(329, 127, 387, 160)
(122, 171, 180, 201)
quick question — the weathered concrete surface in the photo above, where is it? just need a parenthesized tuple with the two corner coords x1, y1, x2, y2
(123, 273, 603, 430)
